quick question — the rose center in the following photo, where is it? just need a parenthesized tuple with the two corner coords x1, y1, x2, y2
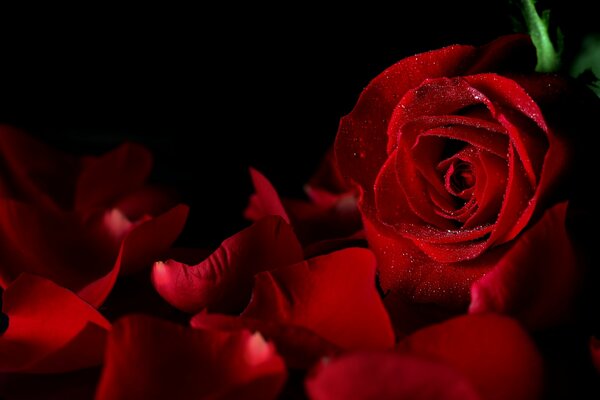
(445, 160, 475, 198)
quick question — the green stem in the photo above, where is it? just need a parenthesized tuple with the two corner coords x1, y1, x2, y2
(520, 0, 560, 72)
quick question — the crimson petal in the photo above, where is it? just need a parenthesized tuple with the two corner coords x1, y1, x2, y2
(470, 202, 579, 329)
(364, 216, 498, 310)
(0, 126, 79, 211)
(152, 215, 303, 313)
(77, 204, 189, 307)
(75, 142, 153, 215)
(191, 312, 340, 369)
(0, 273, 110, 373)
(119, 203, 189, 275)
(0, 199, 112, 290)
(95, 315, 286, 400)
(244, 167, 290, 223)
(242, 248, 395, 351)
(305, 352, 480, 400)
(398, 314, 543, 400)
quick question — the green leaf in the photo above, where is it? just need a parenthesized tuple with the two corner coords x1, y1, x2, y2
(571, 34, 600, 96)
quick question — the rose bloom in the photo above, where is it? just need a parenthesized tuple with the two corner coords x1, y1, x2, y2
(335, 34, 596, 329)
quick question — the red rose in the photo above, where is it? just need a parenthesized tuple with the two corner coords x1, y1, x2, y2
(335, 34, 588, 328)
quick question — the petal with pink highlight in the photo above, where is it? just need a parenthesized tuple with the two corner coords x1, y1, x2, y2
(95, 315, 286, 400)
(152, 216, 303, 313)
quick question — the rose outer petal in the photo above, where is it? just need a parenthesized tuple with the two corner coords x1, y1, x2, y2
(191, 313, 340, 369)
(244, 167, 290, 223)
(398, 314, 543, 400)
(79, 204, 189, 307)
(152, 215, 304, 314)
(305, 352, 480, 400)
(75, 142, 153, 215)
(0, 273, 110, 373)
(364, 216, 495, 310)
(0, 199, 113, 290)
(470, 202, 580, 329)
(242, 248, 395, 351)
(0, 125, 79, 210)
(95, 315, 286, 400)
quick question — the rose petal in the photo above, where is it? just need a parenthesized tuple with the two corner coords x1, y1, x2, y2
(242, 248, 395, 351)
(0, 199, 112, 290)
(364, 217, 496, 310)
(75, 142, 153, 215)
(388, 77, 486, 152)
(465, 34, 535, 74)
(77, 204, 188, 308)
(305, 352, 480, 400)
(335, 44, 479, 197)
(191, 312, 340, 369)
(114, 185, 180, 220)
(243, 167, 290, 223)
(408, 116, 508, 157)
(119, 203, 189, 275)
(152, 215, 303, 313)
(398, 314, 543, 400)
(470, 202, 579, 329)
(282, 197, 362, 246)
(465, 74, 548, 137)
(95, 314, 286, 400)
(374, 150, 425, 228)
(463, 151, 507, 229)
(0, 125, 79, 210)
(0, 273, 110, 373)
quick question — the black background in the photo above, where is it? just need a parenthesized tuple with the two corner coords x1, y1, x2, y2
(0, 0, 596, 246)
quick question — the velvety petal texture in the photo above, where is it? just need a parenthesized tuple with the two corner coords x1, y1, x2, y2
(306, 313, 542, 400)
(191, 313, 340, 369)
(398, 314, 543, 400)
(305, 353, 480, 400)
(80, 204, 189, 308)
(244, 168, 290, 223)
(190, 248, 394, 368)
(95, 315, 286, 400)
(0, 274, 110, 373)
(241, 248, 395, 351)
(152, 215, 303, 313)
(469, 202, 579, 329)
